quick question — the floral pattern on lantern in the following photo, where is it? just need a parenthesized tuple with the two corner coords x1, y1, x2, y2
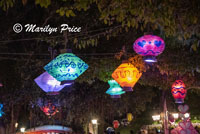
(133, 35, 165, 62)
(106, 80, 125, 98)
(44, 53, 89, 82)
(113, 120, 120, 129)
(171, 80, 186, 103)
(112, 61, 142, 91)
(34, 72, 71, 95)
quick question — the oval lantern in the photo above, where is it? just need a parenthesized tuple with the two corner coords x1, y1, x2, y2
(106, 80, 125, 98)
(127, 113, 133, 122)
(112, 61, 142, 92)
(171, 80, 186, 103)
(113, 120, 120, 129)
(133, 35, 165, 63)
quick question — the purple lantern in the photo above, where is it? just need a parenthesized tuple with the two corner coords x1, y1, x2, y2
(34, 72, 72, 95)
(133, 35, 165, 62)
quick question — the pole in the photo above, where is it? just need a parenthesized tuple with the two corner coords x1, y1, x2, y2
(164, 98, 169, 134)
(96, 124, 98, 134)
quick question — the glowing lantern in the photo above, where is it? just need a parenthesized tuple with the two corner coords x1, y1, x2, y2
(0, 103, 4, 117)
(127, 113, 133, 122)
(113, 120, 120, 129)
(40, 103, 59, 116)
(171, 80, 186, 103)
(37, 98, 60, 117)
(34, 72, 72, 95)
(106, 80, 125, 98)
(44, 53, 89, 82)
(133, 35, 165, 62)
(112, 61, 142, 91)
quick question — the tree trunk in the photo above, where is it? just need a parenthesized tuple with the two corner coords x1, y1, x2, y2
(0, 120, 6, 134)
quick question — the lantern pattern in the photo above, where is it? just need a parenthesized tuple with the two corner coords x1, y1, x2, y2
(113, 120, 120, 129)
(34, 72, 71, 95)
(127, 113, 133, 122)
(106, 80, 125, 98)
(112, 62, 142, 91)
(171, 80, 186, 103)
(133, 35, 165, 62)
(44, 53, 89, 82)
(0, 103, 4, 117)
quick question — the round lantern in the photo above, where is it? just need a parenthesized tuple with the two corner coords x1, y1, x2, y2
(127, 113, 133, 122)
(106, 127, 115, 133)
(133, 35, 165, 62)
(106, 80, 125, 98)
(37, 98, 60, 117)
(112, 61, 142, 91)
(40, 103, 59, 116)
(171, 80, 186, 103)
(113, 120, 120, 129)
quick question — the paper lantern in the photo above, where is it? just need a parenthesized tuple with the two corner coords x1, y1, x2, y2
(127, 113, 133, 122)
(37, 98, 60, 117)
(112, 61, 142, 91)
(0, 104, 4, 117)
(40, 102, 59, 116)
(34, 72, 72, 95)
(133, 35, 165, 62)
(106, 127, 115, 133)
(171, 80, 186, 103)
(44, 53, 89, 82)
(113, 120, 120, 129)
(106, 80, 125, 98)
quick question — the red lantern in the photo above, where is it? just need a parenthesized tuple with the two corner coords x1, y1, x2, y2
(40, 102, 59, 116)
(113, 120, 120, 129)
(171, 80, 186, 103)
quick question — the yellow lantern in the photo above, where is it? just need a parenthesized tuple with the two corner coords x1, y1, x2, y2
(127, 113, 133, 122)
(112, 61, 142, 91)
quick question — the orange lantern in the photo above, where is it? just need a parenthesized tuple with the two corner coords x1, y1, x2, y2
(112, 61, 142, 91)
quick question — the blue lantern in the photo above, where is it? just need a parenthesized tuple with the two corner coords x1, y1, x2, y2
(44, 53, 89, 82)
(106, 80, 125, 98)
(0, 103, 4, 117)
(34, 72, 72, 95)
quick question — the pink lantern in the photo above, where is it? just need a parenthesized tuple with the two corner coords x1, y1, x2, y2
(34, 72, 72, 95)
(133, 35, 165, 62)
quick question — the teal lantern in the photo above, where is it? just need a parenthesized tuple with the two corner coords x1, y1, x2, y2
(106, 80, 125, 98)
(44, 53, 89, 82)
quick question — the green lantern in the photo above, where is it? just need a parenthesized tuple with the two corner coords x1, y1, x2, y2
(106, 80, 125, 98)
(44, 53, 89, 82)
